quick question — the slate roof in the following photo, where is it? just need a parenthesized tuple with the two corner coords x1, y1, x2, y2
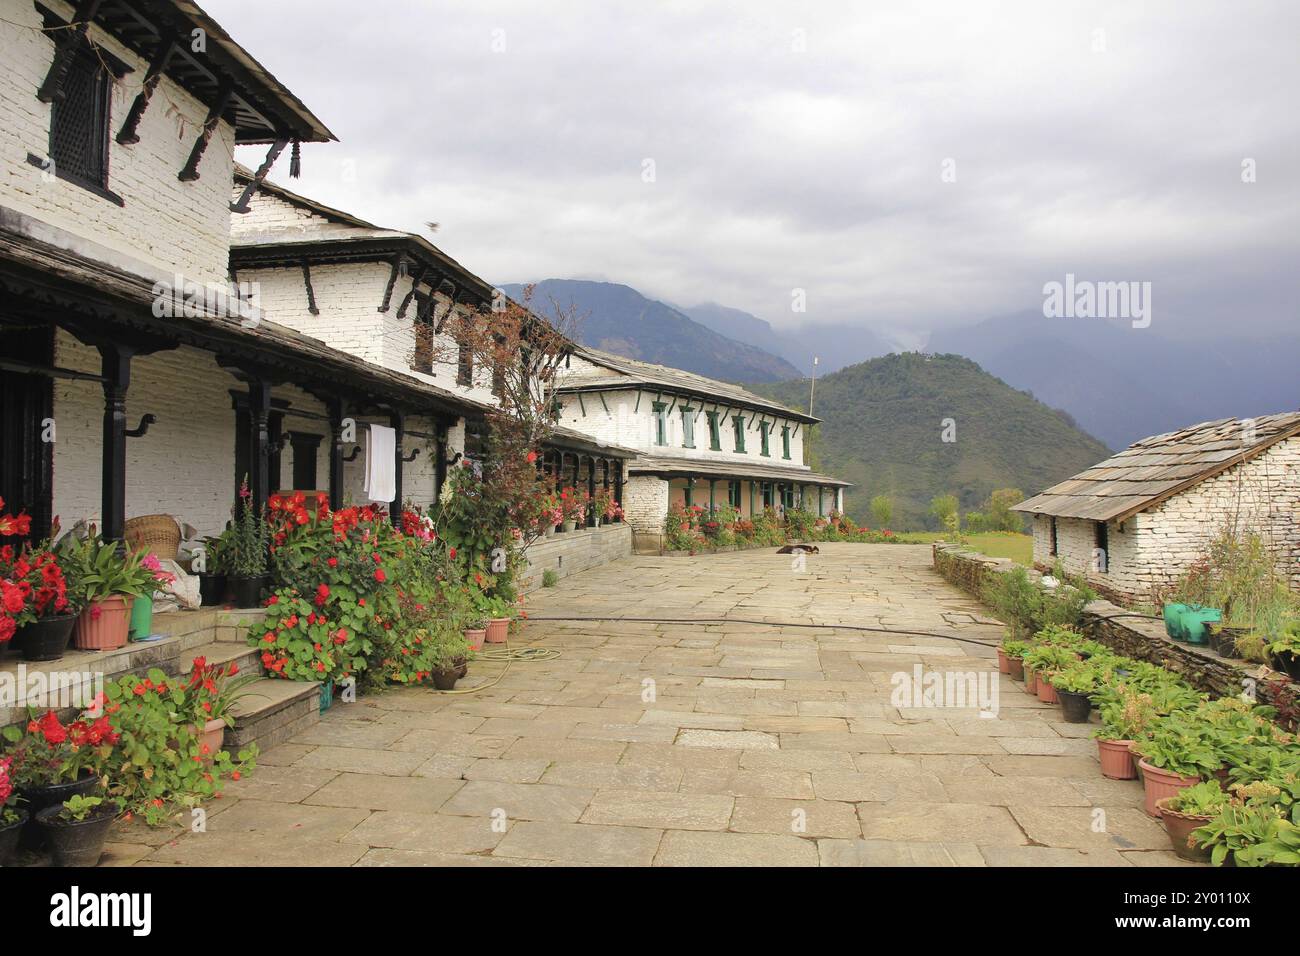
(561, 347, 819, 424)
(1013, 412, 1300, 522)
(629, 455, 851, 488)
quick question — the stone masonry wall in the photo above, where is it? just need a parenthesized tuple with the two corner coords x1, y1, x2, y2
(518, 523, 632, 593)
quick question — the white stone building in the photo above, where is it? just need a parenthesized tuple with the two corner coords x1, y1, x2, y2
(1014, 413, 1300, 605)
(555, 348, 851, 551)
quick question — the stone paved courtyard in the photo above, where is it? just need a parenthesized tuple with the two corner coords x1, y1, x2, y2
(108, 544, 1191, 866)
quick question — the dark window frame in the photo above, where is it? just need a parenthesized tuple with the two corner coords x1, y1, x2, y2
(732, 415, 746, 453)
(781, 425, 791, 460)
(706, 410, 721, 450)
(652, 401, 668, 446)
(1049, 517, 1059, 556)
(1094, 520, 1109, 573)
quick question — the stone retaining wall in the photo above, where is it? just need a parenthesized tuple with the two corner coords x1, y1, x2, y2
(933, 543, 1300, 722)
(519, 522, 632, 592)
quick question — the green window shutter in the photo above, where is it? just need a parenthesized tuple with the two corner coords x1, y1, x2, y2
(728, 480, 741, 507)
(680, 406, 695, 448)
(781, 425, 791, 459)
(733, 415, 746, 452)
(759, 421, 770, 457)
(706, 411, 721, 450)
(652, 402, 667, 446)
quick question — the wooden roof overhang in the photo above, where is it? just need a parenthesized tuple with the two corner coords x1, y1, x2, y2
(627, 456, 852, 488)
(0, 226, 481, 428)
(543, 428, 637, 461)
(41, 0, 334, 145)
(555, 381, 821, 427)
(229, 234, 496, 311)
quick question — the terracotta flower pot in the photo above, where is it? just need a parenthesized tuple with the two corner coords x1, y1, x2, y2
(1155, 798, 1213, 863)
(1007, 657, 1024, 681)
(485, 617, 510, 644)
(996, 649, 1011, 674)
(1137, 758, 1200, 818)
(464, 628, 487, 651)
(195, 717, 226, 759)
(1097, 738, 1137, 780)
(1036, 676, 1059, 704)
(73, 595, 133, 651)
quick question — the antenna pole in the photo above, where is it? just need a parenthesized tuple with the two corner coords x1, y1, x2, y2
(809, 356, 819, 416)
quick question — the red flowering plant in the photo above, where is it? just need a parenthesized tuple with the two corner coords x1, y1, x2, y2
(0, 709, 118, 791)
(0, 754, 20, 826)
(0, 501, 77, 644)
(98, 668, 256, 825)
(181, 656, 260, 729)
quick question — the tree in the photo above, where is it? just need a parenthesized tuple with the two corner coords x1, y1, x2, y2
(984, 488, 1025, 532)
(869, 494, 893, 529)
(928, 494, 960, 535)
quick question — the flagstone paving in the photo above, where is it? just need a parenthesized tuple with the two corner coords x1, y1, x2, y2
(109, 543, 1193, 867)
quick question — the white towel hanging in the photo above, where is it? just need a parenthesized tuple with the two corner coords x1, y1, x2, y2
(364, 424, 396, 503)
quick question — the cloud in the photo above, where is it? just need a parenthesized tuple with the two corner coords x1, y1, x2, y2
(209, 0, 1300, 337)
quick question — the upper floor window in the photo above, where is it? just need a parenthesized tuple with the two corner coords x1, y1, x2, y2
(781, 425, 791, 460)
(411, 300, 433, 374)
(680, 406, 695, 448)
(732, 415, 746, 453)
(49, 47, 112, 193)
(457, 339, 473, 386)
(652, 402, 668, 446)
(759, 421, 771, 457)
(706, 411, 721, 450)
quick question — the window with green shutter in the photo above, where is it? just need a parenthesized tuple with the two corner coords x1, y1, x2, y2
(728, 480, 741, 508)
(759, 421, 771, 457)
(706, 411, 721, 450)
(732, 415, 746, 452)
(680, 406, 695, 448)
(652, 402, 668, 446)
(781, 425, 791, 459)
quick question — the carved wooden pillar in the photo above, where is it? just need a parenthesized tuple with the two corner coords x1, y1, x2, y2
(97, 343, 132, 542)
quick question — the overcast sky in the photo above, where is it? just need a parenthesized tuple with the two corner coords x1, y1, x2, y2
(209, 0, 1298, 341)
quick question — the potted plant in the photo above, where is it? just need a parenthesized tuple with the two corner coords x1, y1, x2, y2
(558, 487, 579, 533)
(1156, 780, 1231, 863)
(36, 794, 119, 867)
(1025, 645, 1076, 705)
(197, 532, 230, 606)
(430, 626, 471, 691)
(1001, 640, 1027, 680)
(464, 616, 487, 652)
(0, 754, 27, 866)
(1051, 663, 1097, 723)
(55, 532, 151, 652)
(227, 478, 269, 608)
(0, 517, 82, 661)
(1191, 785, 1300, 867)
(1131, 715, 1221, 817)
(128, 552, 177, 641)
(483, 594, 513, 644)
(2, 710, 116, 848)
(1266, 619, 1300, 681)
(1094, 689, 1156, 780)
(181, 655, 258, 760)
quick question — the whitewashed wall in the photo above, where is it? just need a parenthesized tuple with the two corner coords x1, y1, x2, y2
(1, 0, 235, 284)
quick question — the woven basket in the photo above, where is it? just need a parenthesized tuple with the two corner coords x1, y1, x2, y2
(124, 514, 181, 561)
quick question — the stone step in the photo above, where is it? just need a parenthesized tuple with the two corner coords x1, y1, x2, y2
(171, 641, 262, 680)
(223, 677, 321, 754)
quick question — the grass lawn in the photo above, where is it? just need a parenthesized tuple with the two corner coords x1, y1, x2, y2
(894, 531, 1033, 566)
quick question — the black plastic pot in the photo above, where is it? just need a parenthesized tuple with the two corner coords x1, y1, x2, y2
(18, 773, 101, 850)
(0, 809, 28, 865)
(432, 667, 460, 690)
(1058, 689, 1092, 723)
(198, 573, 228, 607)
(15, 614, 77, 662)
(36, 804, 117, 867)
(229, 575, 267, 609)
(1269, 649, 1300, 682)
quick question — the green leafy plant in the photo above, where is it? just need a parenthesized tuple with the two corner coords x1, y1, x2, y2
(542, 569, 559, 588)
(59, 794, 110, 822)
(1164, 780, 1232, 817)
(1000, 639, 1029, 658)
(59, 533, 152, 603)
(1192, 800, 1300, 867)
(1131, 712, 1222, 779)
(228, 477, 268, 577)
(1095, 688, 1158, 742)
(1051, 662, 1100, 694)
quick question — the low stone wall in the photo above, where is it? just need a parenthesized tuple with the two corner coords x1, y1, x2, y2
(519, 523, 632, 592)
(933, 543, 1300, 721)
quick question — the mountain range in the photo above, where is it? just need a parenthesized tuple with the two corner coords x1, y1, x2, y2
(751, 353, 1114, 529)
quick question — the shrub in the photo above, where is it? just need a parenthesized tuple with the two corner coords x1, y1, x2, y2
(542, 569, 558, 588)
